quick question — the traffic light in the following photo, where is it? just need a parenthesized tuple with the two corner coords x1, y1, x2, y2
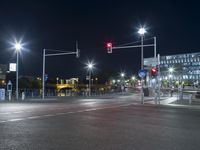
(151, 67, 157, 76)
(106, 42, 112, 53)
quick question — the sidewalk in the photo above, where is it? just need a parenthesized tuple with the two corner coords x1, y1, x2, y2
(146, 95, 200, 110)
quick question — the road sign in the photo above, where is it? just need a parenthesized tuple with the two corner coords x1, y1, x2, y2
(138, 69, 146, 78)
(7, 80, 12, 92)
(45, 74, 48, 81)
(0, 88, 5, 100)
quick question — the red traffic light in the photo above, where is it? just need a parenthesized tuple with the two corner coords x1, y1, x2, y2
(151, 67, 157, 76)
(107, 42, 112, 48)
(106, 42, 112, 53)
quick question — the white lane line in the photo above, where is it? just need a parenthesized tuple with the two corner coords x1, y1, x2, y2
(0, 120, 7, 123)
(0, 112, 11, 115)
(9, 118, 26, 122)
(0, 111, 31, 115)
(13, 111, 27, 114)
(27, 116, 45, 119)
(0, 103, 136, 124)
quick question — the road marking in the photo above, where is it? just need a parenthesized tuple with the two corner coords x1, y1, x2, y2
(0, 103, 137, 124)
(27, 116, 44, 119)
(9, 118, 26, 122)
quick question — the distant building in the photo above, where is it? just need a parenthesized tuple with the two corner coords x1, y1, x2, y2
(0, 64, 7, 87)
(0, 64, 7, 80)
(144, 52, 200, 85)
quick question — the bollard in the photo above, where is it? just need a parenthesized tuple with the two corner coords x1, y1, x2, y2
(142, 92, 144, 104)
(22, 92, 25, 100)
(8, 91, 11, 101)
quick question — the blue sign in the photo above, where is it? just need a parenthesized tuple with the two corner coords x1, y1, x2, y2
(45, 74, 48, 81)
(138, 69, 146, 78)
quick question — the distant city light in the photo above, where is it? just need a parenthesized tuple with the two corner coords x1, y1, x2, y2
(121, 73, 125, 77)
(112, 80, 116, 84)
(168, 67, 174, 73)
(131, 76, 136, 80)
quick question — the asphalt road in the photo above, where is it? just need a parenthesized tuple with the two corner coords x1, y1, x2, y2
(0, 94, 200, 150)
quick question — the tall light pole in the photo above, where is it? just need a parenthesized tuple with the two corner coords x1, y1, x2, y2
(15, 43, 22, 100)
(168, 67, 174, 87)
(86, 62, 94, 96)
(138, 27, 147, 104)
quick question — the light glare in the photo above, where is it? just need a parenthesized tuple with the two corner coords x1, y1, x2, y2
(15, 43, 22, 51)
(168, 67, 174, 73)
(138, 27, 147, 35)
(121, 73, 125, 77)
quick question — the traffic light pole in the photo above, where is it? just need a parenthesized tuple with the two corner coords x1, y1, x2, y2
(107, 37, 157, 104)
(107, 36, 160, 104)
(42, 43, 80, 99)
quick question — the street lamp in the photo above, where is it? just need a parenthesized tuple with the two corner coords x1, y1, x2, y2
(121, 73, 125, 78)
(131, 76, 136, 80)
(168, 67, 174, 88)
(138, 27, 146, 69)
(15, 42, 22, 100)
(86, 61, 94, 96)
(168, 67, 174, 73)
(120, 72, 125, 92)
(138, 27, 146, 104)
(131, 76, 136, 87)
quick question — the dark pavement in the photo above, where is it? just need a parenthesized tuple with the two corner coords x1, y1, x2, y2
(1, 94, 200, 150)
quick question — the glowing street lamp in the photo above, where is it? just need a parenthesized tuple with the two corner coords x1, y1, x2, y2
(138, 27, 147, 35)
(138, 27, 147, 104)
(138, 27, 147, 69)
(15, 42, 22, 100)
(168, 67, 175, 88)
(86, 61, 95, 96)
(168, 67, 174, 73)
(131, 76, 136, 80)
(121, 73, 125, 78)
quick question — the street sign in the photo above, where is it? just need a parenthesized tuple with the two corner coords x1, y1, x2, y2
(9, 63, 16, 72)
(0, 88, 5, 100)
(45, 74, 48, 81)
(7, 80, 12, 92)
(138, 69, 146, 78)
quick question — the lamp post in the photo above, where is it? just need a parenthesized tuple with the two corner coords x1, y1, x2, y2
(120, 72, 125, 92)
(168, 67, 174, 88)
(86, 62, 94, 96)
(131, 76, 136, 87)
(138, 27, 147, 104)
(15, 43, 22, 100)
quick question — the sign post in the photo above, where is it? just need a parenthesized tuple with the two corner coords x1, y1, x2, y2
(138, 69, 147, 104)
(7, 80, 12, 101)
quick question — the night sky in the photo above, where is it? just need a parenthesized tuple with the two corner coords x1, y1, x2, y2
(0, 0, 200, 79)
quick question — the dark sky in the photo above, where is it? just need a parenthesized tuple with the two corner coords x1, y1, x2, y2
(0, 0, 200, 78)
